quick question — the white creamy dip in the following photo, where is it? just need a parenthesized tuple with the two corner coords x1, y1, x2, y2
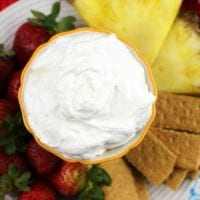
(22, 31, 155, 160)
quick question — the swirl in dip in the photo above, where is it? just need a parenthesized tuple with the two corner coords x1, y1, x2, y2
(21, 30, 155, 160)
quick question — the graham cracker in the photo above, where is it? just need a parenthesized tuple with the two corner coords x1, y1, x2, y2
(188, 170, 199, 180)
(152, 92, 200, 134)
(165, 168, 188, 191)
(126, 131, 176, 185)
(151, 127, 200, 170)
(133, 170, 149, 200)
(100, 158, 139, 200)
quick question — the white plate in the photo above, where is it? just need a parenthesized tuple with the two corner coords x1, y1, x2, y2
(0, 1, 199, 200)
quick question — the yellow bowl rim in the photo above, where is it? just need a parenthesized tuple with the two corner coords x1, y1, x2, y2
(18, 27, 157, 165)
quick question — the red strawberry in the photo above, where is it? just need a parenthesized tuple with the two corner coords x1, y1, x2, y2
(0, 44, 15, 97)
(195, 1, 200, 18)
(0, 100, 17, 146)
(9, 154, 28, 172)
(50, 162, 88, 196)
(13, 2, 76, 66)
(0, 99, 17, 136)
(0, 99, 17, 122)
(181, 0, 196, 12)
(7, 70, 21, 103)
(25, 138, 59, 175)
(13, 22, 51, 66)
(181, 0, 200, 31)
(18, 180, 56, 200)
(0, 0, 18, 11)
(0, 150, 28, 175)
(0, 150, 9, 174)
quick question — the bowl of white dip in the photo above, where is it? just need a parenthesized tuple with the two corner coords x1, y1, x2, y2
(19, 27, 157, 164)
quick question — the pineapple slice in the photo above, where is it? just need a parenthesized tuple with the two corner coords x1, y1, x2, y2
(152, 17, 200, 94)
(69, 0, 182, 64)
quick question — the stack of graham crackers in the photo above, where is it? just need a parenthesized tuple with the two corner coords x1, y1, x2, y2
(101, 92, 200, 200)
(127, 92, 200, 191)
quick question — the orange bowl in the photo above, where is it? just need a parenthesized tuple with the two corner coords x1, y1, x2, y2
(18, 27, 157, 165)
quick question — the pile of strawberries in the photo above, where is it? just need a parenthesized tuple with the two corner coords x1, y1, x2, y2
(0, 2, 111, 200)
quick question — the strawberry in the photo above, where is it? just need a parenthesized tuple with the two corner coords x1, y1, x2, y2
(0, 99, 17, 122)
(9, 154, 28, 172)
(0, 150, 9, 175)
(7, 70, 21, 103)
(0, 0, 18, 11)
(25, 138, 59, 175)
(0, 44, 15, 97)
(0, 150, 28, 175)
(50, 162, 88, 196)
(195, 0, 200, 18)
(13, 2, 76, 67)
(181, 0, 196, 12)
(18, 180, 56, 200)
(181, 0, 200, 30)
(0, 99, 17, 136)
(13, 22, 51, 67)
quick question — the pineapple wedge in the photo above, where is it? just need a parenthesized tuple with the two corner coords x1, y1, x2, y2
(69, 0, 182, 64)
(152, 17, 200, 94)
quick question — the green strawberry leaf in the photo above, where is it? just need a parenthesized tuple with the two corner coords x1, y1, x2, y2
(28, 18, 45, 27)
(0, 175, 12, 191)
(99, 168, 112, 186)
(0, 43, 15, 59)
(0, 44, 4, 51)
(79, 182, 104, 200)
(14, 171, 31, 191)
(0, 112, 30, 155)
(89, 184, 104, 200)
(44, 16, 58, 33)
(31, 10, 45, 20)
(0, 165, 31, 199)
(8, 165, 20, 178)
(79, 190, 91, 200)
(28, 1, 76, 34)
(0, 192, 5, 200)
(55, 16, 76, 33)
(5, 141, 16, 156)
(50, 2, 60, 19)
(0, 135, 10, 145)
(89, 165, 112, 186)
(89, 166, 103, 183)
(78, 165, 112, 200)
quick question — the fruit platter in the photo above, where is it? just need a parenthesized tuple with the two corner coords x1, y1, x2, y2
(1, 0, 200, 200)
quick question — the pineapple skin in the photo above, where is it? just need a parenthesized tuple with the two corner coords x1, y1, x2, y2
(70, 0, 182, 64)
(152, 18, 200, 94)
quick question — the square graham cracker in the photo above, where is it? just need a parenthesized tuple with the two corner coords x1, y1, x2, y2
(126, 131, 176, 185)
(151, 127, 200, 170)
(100, 158, 140, 200)
(152, 92, 200, 133)
(165, 168, 188, 191)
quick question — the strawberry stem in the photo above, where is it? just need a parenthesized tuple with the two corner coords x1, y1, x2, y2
(79, 165, 112, 200)
(0, 44, 15, 59)
(0, 165, 31, 200)
(28, 2, 76, 34)
(0, 112, 30, 155)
